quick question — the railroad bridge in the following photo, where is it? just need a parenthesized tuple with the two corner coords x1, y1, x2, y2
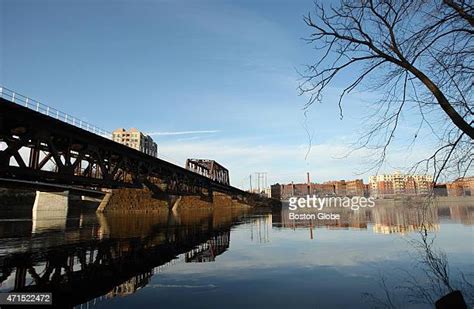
(0, 87, 256, 206)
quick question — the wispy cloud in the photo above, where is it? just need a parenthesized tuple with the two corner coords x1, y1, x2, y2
(157, 137, 434, 189)
(148, 130, 220, 136)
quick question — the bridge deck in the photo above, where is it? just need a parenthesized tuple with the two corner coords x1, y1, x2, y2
(0, 97, 248, 199)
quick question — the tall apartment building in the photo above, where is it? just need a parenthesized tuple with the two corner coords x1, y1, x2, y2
(368, 172, 433, 198)
(412, 175, 433, 195)
(112, 128, 158, 157)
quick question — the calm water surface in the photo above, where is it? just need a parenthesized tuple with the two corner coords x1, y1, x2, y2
(0, 200, 473, 308)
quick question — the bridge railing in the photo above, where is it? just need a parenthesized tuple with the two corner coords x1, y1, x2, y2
(0, 86, 112, 139)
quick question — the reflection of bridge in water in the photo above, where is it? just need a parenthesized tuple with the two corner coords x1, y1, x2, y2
(185, 231, 230, 263)
(0, 208, 249, 308)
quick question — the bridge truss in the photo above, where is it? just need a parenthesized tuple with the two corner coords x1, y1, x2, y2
(0, 97, 246, 200)
(185, 159, 230, 186)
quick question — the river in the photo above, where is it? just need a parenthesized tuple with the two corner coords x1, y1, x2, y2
(0, 199, 473, 308)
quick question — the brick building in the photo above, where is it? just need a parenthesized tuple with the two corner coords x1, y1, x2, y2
(346, 179, 365, 196)
(270, 178, 366, 200)
(447, 177, 474, 196)
(324, 180, 346, 196)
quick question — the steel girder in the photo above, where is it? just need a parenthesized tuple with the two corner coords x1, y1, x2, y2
(0, 98, 245, 199)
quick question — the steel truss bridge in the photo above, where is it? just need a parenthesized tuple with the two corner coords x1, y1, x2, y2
(0, 87, 250, 201)
(186, 159, 230, 186)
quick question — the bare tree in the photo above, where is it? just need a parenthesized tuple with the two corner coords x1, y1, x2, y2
(300, 0, 473, 181)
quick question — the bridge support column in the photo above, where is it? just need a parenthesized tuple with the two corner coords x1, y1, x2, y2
(95, 188, 168, 212)
(96, 213, 110, 239)
(168, 195, 181, 211)
(96, 192, 112, 213)
(204, 186, 214, 203)
(32, 191, 69, 233)
(14, 266, 27, 290)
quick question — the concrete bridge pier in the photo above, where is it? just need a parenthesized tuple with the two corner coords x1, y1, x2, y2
(96, 212, 111, 239)
(14, 266, 27, 290)
(168, 195, 182, 211)
(32, 190, 69, 233)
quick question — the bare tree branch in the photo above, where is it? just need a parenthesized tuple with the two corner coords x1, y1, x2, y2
(300, 0, 474, 179)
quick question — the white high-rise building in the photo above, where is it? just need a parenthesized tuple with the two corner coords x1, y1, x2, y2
(369, 172, 433, 197)
(112, 128, 158, 157)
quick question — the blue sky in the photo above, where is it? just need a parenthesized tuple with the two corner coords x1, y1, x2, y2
(0, 0, 436, 188)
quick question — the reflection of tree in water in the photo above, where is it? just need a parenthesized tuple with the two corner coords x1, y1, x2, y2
(363, 197, 473, 308)
(401, 223, 473, 307)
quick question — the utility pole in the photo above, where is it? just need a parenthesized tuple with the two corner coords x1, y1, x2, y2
(254, 172, 268, 194)
(255, 172, 260, 193)
(258, 173, 261, 192)
(249, 174, 252, 192)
